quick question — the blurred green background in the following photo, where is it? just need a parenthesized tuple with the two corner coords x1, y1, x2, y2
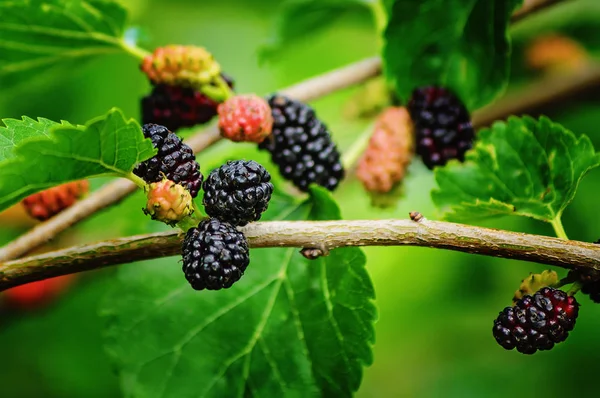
(1, 0, 600, 397)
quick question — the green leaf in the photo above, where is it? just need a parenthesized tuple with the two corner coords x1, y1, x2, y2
(102, 187, 376, 397)
(0, 108, 155, 212)
(259, 0, 376, 62)
(0, 0, 136, 88)
(432, 116, 600, 222)
(0, 117, 76, 162)
(383, 0, 523, 109)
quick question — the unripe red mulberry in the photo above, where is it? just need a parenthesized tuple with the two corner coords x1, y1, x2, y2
(218, 95, 273, 143)
(143, 179, 194, 226)
(356, 107, 414, 194)
(140, 45, 231, 102)
(141, 45, 220, 87)
(526, 34, 588, 74)
(21, 180, 89, 221)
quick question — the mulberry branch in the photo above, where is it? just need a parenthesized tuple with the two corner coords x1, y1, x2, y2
(0, 217, 598, 291)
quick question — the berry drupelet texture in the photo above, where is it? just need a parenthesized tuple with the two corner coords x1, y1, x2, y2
(218, 94, 273, 143)
(143, 179, 194, 226)
(140, 45, 221, 88)
(493, 287, 579, 354)
(142, 84, 219, 130)
(141, 74, 234, 131)
(407, 86, 475, 169)
(21, 180, 89, 221)
(133, 124, 203, 198)
(259, 94, 344, 192)
(203, 160, 274, 226)
(356, 106, 414, 194)
(182, 218, 250, 291)
(512, 270, 559, 304)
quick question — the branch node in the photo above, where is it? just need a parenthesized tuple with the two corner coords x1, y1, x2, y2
(409, 211, 425, 223)
(300, 244, 330, 260)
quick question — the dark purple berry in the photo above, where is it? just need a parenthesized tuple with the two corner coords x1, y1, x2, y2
(182, 218, 250, 291)
(492, 287, 579, 354)
(133, 124, 203, 197)
(259, 94, 344, 191)
(408, 86, 475, 169)
(203, 160, 273, 226)
(141, 74, 235, 131)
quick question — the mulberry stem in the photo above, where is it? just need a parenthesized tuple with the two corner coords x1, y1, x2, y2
(119, 40, 151, 61)
(341, 122, 376, 171)
(511, 0, 565, 23)
(567, 281, 583, 296)
(176, 202, 207, 231)
(550, 216, 568, 240)
(176, 216, 201, 232)
(126, 172, 149, 190)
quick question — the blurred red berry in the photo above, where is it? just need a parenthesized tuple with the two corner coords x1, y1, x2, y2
(3, 274, 77, 310)
(21, 180, 89, 221)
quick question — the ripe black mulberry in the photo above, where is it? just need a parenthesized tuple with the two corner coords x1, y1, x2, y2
(182, 218, 250, 290)
(203, 160, 273, 226)
(408, 86, 474, 169)
(259, 94, 344, 191)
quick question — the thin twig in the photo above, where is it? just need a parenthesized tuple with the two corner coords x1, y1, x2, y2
(0, 179, 139, 262)
(511, 0, 568, 24)
(0, 57, 382, 262)
(472, 63, 600, 128)
(184, 56, 382, 152)
(1, 218, 598, 291)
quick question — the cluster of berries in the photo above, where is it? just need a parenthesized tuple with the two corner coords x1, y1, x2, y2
(140, 45, 234, 131)
(140, 45, 345, 193)
(355, 85, 474, 198)
(133, 122, 273, 290)
(217, 93, 345, 192)
(134, 123, 202, 226)
(183, 159, 273, 290)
